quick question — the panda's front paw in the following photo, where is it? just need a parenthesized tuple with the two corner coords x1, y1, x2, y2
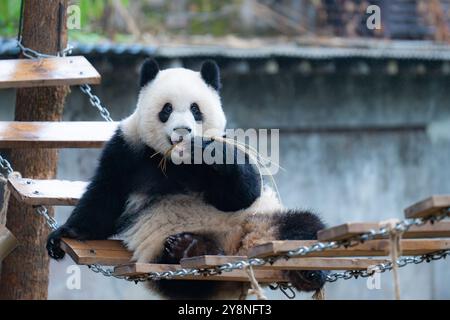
(46, 225, 85, 260)
(162, 232, 224, 264)
(285, 270, 328, 292)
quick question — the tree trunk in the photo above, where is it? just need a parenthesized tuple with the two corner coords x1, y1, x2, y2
(0, 0, 69, 300)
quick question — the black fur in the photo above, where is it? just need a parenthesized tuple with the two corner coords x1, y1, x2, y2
(47, 129, 261, 260)
(200, 60, 221, 91)
(140, 58, 160, 88)
(158, 102, 173, 123)
(154, 232, 224, 299)
(276, 210, 328, 292)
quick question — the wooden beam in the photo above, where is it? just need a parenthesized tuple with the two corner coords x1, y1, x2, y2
(60, 238, 132, 265)
(249, 239, 450, 258)
(8, 177, 87, 206)
(318, 220, 450, 241)
(404, 195, 450, 218)
(0, 121, 117, 149)
(114, 263, 288, 282)
(0, 0, 70, 300)
(0, 56, 101, 89)
(318, 222, 380, 241)
(181, 255, 247, 269)
(180, 255, 390, 271)
(0, 225, 18, 262)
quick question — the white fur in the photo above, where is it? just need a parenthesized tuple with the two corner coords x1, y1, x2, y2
(121, 187, 282, 263)
(121, 68, 226, 154)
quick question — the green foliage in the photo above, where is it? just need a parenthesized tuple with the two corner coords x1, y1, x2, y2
(0, 0, 243, 41)
(0, 0, 22, 37)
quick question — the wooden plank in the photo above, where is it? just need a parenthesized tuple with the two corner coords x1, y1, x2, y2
(0, 121, 117, 149)
(60, 238, 132, 265)
(181, 255, 390, 271)
(8, 177, 87, 206)
(248, 239, 450, 258)
(0, 56, 101, 88)
(181, 255, 247, 269)
(318, 222, 380, 241)
(114, 263, 288, 282)
(318, 220, 450, 241)
(0, 225, 18, 262)
(255, 257, 391, 271)
(404, 195, 450, 218)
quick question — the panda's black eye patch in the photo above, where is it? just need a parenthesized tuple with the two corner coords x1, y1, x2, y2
(190, 103, 203, 122)
(159, 103, 173, 123)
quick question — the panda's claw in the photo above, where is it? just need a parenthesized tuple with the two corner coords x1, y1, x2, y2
(161, 232, 224, 264)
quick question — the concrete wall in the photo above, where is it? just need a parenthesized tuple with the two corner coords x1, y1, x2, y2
(1, 58, 449, 299)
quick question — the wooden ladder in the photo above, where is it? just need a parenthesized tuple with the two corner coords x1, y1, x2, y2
(0, 55, 102, 264)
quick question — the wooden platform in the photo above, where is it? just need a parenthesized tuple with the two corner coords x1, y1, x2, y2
(60, 238, 132, 265)
(0, 56, 101, 88)
(317, 220, 450, 241)
(8, 177, 87, 206)
(180, 255, 390, 271)
(404, 195, 450, 219)
(249, 239, 450, 258)
(0, 121, 117, 149)
(113, 263, 288, 282)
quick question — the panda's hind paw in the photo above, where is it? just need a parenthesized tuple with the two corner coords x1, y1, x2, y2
(285, 270, 328, 292)
(161, 232, 224, 264)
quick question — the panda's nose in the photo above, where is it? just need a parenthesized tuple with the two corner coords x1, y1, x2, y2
(171, 127, 192, 144)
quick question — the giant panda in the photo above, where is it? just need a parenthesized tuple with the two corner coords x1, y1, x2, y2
(46, 59, 327, 300)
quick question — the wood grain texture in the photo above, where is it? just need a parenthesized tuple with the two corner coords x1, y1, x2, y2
(0, 0, 70, 300)
(249, 239, 450, 258)
(0, 121, 118, 148)
(404, 195, 450, 218)
(60, 238, 132, 265)
(0, 56, 101, 89)
(318, 220, 450, 241)
(114, 263, 288, 282)
(8, 177, 87, 206)
(0, 225, 18, 262)
(180, 255, 247, 268)
(180, 255, 390, 270)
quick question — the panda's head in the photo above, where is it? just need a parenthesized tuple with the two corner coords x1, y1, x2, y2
(126, 59, 226, 154)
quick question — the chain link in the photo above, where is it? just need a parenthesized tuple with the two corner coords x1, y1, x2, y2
(326, 249, 450, 282)
(17, 37, 73, 59)
(16, 39, 113, 122)
(0, 154, 13, 176)
(79, 84, 114, 122)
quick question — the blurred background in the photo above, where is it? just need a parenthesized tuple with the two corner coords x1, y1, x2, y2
(1, 0, 450, 299)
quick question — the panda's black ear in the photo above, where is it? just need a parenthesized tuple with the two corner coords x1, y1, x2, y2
(140, 58, 160, 88)
(200, 60, 221, 91)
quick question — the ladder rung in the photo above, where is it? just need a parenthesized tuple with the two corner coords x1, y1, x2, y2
(318, 221, 450, 241)
(248, 239, 450, 258)
(113, 263, 288, 282)
(0, 56, 101, 88)
(0, 224, 18, 262)
(404, 195, 450, 219)
(180, 255, 390, 271)
(0, 121, 117, 148)
(60, 238, 132, 265)
(8, 177, 87, 206)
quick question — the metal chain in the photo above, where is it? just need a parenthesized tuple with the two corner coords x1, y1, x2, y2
(0, 154, 13, 176)
(79, 84, 114, 122)
(17, 37, 73, 59)
(16, 39, 113, 122)
(326, 249, 450, 282)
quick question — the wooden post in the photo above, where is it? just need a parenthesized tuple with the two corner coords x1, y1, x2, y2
(0, 0, 69, 300)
